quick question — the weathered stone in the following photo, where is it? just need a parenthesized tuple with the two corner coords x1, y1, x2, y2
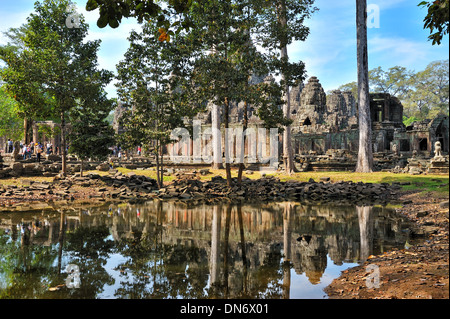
(11, 162, 23, 173)
(439, 201, 449, 208)
(96, 163, 110, 171)
(47, 154, 61, 161)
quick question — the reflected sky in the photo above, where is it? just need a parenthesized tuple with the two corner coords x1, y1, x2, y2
(0, 200, 417, 299)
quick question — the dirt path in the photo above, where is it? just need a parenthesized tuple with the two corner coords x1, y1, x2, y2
(324, 191, 449, 299)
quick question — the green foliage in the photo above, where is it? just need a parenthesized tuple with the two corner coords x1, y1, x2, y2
(338, 60, 449, 122)
(0, 32, 55, 121)
(85, 0, 194, 30)
(0, 86, 23, 140)
(418, 0, 449, 45)
(403, 59, 449, 120)
(188, 0, 258, 106)
(116, 21, 199, 149)
(68, 100, 115, 162)
(403, 115, 420, 126)
(338, 81, 358, 100)
(0, 0, 115, 175)
(116, 20, 201, 186)
(254, 80, 291, 131)
(188, 0, 311, 127)
(254, 0, 317, 87)
(369, 66, 414, 99)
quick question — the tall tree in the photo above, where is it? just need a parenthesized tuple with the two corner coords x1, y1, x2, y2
(188, 0, 256, 187)
(403, 59, 449, 119)
(0, 26, 53, 145)
(116, 22, 199, 188)
(17, 0, 111, 176)
(68, 73, 115, 177)
(255, 0, 316, 174)
(0, 86, 23, 141)
(355, 0, 373, 173)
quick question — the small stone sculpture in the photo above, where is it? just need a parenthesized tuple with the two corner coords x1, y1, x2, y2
(434, 141, 442, 158)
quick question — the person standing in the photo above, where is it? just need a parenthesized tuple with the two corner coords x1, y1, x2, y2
(7, 139, 13, 153)
(37, 143, 42, 163)
(46, 142, 52, 155)
(22, 144, 28, 159)
(27, 144, 32, 159)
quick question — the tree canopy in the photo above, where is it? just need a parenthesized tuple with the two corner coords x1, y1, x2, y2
(0, 0, 114, 176)
(419, 0, 449, 45)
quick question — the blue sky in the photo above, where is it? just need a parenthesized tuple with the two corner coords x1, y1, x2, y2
(0, 0, 449, 98)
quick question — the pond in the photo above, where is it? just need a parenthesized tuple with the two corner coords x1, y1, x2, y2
(0, 200, 417, 299)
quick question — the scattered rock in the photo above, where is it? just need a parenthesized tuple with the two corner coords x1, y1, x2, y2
(439, 201, 449, 208)
(96, 163, 110, 171)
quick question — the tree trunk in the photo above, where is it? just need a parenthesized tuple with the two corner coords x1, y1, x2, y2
(160, 142, 164, 188)
(57, 211, 65, 274)
(355, 0, 373, 173)
(357, 205, 373, 261)
(155, 141, 162, 189)
(211, 102, 223, 170)
(237, 204, 248, 293)
(60, 111, 67, 177)
(282, 202, 293, 299)
(224, 97, 232, 187)
(278, 0, 295, 175)
(223, 205, 232, 298)
(237, 100, 249, 184)
(210, 205, 221, 286)
(23, 118, 30, 145)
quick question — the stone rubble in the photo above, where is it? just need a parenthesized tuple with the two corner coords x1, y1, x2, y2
(0, 172, 400, 212)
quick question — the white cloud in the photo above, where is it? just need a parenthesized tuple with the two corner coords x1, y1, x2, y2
(370, 0, 409, 10)
(0, 10, 30, 45)
(368, 35, 446, 70)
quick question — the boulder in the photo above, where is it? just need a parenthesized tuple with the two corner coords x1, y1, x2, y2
(439, 201, 449, 209)
(11, 162, 23, 175)
(47, 154, 61, 161)
(96, 163, 110, 172)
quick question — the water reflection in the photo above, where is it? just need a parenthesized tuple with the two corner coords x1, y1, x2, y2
(0, 200, 416, 299)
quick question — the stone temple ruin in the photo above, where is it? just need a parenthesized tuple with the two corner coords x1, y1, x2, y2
(110, 75, 449, 174)
(2, 75, 447, 178)
(274, 76, 447, 174)
(288, 77, 448, 173)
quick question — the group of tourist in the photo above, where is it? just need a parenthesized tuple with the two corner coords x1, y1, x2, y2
(3, 139, 57, 163)
(21, 142, 45, 162)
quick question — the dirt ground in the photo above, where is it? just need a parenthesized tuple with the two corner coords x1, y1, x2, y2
(324, 191, 449, 299)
